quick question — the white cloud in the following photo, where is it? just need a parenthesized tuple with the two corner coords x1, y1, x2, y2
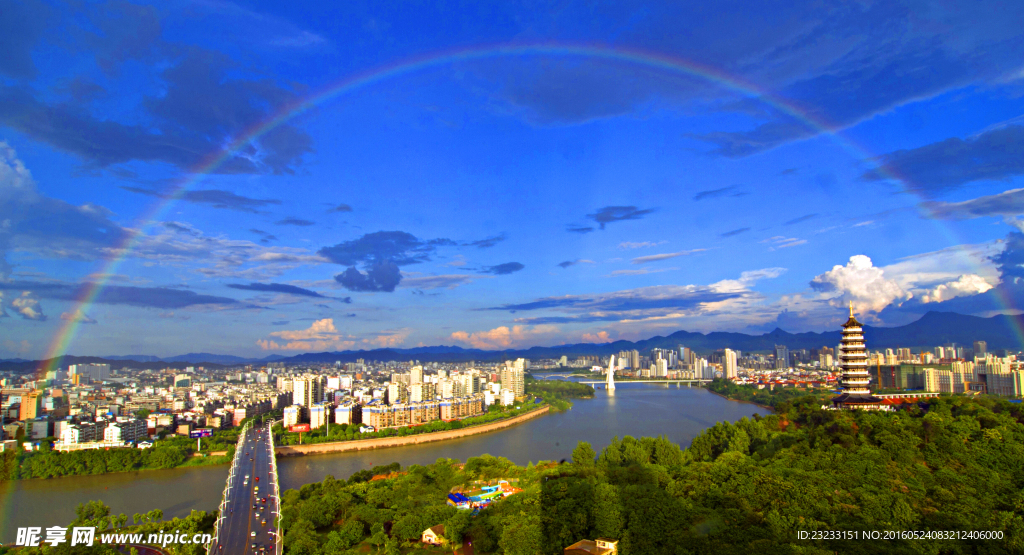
(619, 241, 666, 249)
(920, 274, 994, 303)
(761, 236, 807, 250)
(60, 309, 97, 324)
(257, 318, 355, 351)
(711, 267, 787, 293)
(630, 249, 706, 264)
(10, 292, 45, 321)
(450, 325, 560, 349)
(581, 331, 612, 343)
(607, 267, 677, 277)
(811, 255, 911, 313)
(399, 274, 490, 290)
(2, 339, 31, 355)
(880, 242, 1002, 292)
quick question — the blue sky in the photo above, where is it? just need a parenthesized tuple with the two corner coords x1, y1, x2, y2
(3, 0, 1024, 358)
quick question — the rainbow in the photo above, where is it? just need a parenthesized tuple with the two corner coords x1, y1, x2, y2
(36, 41, 1024, 373)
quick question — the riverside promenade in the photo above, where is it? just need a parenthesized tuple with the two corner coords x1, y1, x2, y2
(274, 405, 550, 456)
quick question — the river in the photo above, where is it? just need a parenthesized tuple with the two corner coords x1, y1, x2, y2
(0, 382, 769, 543)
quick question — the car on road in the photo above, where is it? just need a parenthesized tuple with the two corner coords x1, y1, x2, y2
(250, 531, 256, 537)
(261, 519, 267, 526)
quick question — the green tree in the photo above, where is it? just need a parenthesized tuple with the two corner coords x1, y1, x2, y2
(500, 513, 543, 555)
(284, 518, 320, 555)
(572, 441, 597, 467)
(444, 510, 472, 553)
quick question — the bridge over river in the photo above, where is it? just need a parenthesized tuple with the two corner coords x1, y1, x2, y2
(210, 421, 282, 555)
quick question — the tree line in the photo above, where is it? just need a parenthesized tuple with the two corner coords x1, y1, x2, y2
(278, 391, 1024, 554)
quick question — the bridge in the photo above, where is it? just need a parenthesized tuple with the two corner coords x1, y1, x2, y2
(209, 419, 282, 555)
(579, 379, 711, 387)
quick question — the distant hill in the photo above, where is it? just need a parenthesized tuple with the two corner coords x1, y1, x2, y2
(4, 311, 1021, 371)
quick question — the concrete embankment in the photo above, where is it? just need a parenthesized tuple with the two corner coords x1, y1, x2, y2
(274, 405, 551, 456)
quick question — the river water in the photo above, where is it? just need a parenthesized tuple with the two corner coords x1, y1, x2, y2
(0, 382, 769, 543)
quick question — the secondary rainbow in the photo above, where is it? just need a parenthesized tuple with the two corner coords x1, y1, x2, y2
(37, 41, 1024, 374)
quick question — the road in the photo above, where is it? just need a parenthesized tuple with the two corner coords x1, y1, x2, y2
(214, 423, 279, 555)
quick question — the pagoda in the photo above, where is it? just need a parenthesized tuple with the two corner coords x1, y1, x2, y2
(831, 303, 885, 410)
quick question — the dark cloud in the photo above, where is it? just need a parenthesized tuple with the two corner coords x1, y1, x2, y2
(0, 281, 243, 309)
(587, 206, 656, 229)
(399, 275, 481, 290)
(784, 213, 819, 225)
(693, 186, 746, 201)
(474, 1, 1024, 155)
(487, 286, 742, 323)
(226, 282, 326, 298)
(60, 76, 107, 102)
(924, 188, 1024, 221)
(464, 233, 507, 249)
(566, 225, 595, 234)
(880, 232, 1024, 318)
(719, 227, 751, 237)
(164, 222, 200, 235)
(0, 29, 312, 174)
(780, 168, 798, 175)
(275, 217, 315, 227)
(865, 125, 1024, 196)
(0, 85, 251, 174)
(1, 143, 129, 277)
(0, 0, 48, 78)
(271, 320, 289, 325)
(121, 186, 282, 213)
(249, 229, 279, 243)
(488, 57, 704, 125)
(318, 231, 433, 266)
(327, 203, 353, 213)
(479, 262, 525, 275)
(335, 261, 402, 292)
(558, 260, 581, 268)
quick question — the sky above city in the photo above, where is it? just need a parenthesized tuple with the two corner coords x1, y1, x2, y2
(3, 0, 1024, 358)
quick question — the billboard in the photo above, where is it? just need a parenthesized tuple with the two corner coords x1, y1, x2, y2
(189, 429, 212, 438)
(289, 424, 310, 433)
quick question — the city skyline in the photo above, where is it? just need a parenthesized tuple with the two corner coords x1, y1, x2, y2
(4, 1, 1024, 358)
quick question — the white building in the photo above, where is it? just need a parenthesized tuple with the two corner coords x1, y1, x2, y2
(723, 349, 738, 379)
(69, 363, 110, 382)
(310, 403, 331, 429)
(499, 388, 515, 407)
(103, 419, 147, 443)
(283, 405, 302, 428)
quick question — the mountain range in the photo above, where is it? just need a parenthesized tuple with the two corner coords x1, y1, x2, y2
(2, 311, 1021, 373)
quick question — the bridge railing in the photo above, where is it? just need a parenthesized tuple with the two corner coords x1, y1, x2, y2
(208, 420, 251, 553)
(267, 421, 283, 555)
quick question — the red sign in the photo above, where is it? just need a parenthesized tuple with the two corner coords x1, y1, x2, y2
(288, 424, 310, 433)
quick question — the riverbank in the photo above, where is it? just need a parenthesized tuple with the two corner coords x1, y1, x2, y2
(706, 388, 774, 411)
(275, 405, 551, 456)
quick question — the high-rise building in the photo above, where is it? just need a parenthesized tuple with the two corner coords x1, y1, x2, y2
(283, 405, 302, 427)
(655, 358, 669, 377)
(310, 403, 331, 429)
(832, 304, 885, 410)
(723, 348, 738, 379)
(974, 341, 987, 357)
(19, 390, 42, 421)
(500, 361, 525, 398)
(774, 345, 789, 370)
(292, 376, 324, 408)
(410, 382, 436, 403)
(410, 365, 424, 385)
(387, 382, 408, 405)
(68, 363, 110, 382)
